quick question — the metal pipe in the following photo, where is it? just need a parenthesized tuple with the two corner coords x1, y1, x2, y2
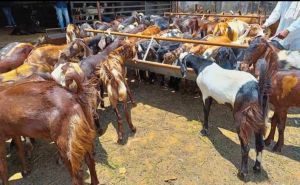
(84, 29, 249, 48)
(164, 12, 266, 19)
(127, 59, 197, 81)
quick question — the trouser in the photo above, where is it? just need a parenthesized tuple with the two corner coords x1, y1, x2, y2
(54, 6, 70, 29)
(2, 7, 16, 26)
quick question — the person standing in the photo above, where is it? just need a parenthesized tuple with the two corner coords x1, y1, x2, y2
(262, 1, 300, 50)
(1, 1, 16, 28)
(54, 1, 70, 30)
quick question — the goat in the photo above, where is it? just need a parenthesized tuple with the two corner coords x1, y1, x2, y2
(66, 24, 81, 44)
(56, 38, 93, 66)
(79, 22, 95, 38)
(178, 52, 271, 179)
(97, 43, 137, 144)
(0, 78, 99, 185)
(0, 42, 34, 73)
(79, 23, 148, 80)
(0, 44, 67, 83)
(213, 19, 249, 41)
(242, 37, 300, 152)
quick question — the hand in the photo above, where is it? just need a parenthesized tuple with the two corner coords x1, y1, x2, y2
(277, 29, 289, 39)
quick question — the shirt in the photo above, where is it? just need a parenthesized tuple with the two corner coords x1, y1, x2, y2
(263, 1, 300, 50)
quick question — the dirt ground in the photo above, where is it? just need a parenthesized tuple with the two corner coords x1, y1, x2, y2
(5, 76, 300, 185)
(0, 28, 44, 48)
(1, 29, 300, 185)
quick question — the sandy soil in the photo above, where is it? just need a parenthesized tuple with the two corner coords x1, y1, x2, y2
(6, 75, 300, 185)
(0, 28, 45, 48)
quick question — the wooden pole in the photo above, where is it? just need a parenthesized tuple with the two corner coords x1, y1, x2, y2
(84, 29, 249, 48)
(96, 1, 102, 21)
(164, 12, 265, 19)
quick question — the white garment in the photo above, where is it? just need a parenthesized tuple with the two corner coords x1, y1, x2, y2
(263, 1, 300, 50)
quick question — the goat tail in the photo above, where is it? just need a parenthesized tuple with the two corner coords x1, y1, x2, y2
(258, 59, 272, 124)
(65, 71, 84, 95)
(107, 73, 127, 105)
(67, 105, 96, 176)
(239, 60, 272, 144)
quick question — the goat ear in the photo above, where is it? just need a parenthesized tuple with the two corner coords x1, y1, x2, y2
(227, 26, 234, 41)
(179, 57, 188, 78)
(77, 40, 92, 58)
(137, 44, 143, 53)
(98, 37, 107, 51)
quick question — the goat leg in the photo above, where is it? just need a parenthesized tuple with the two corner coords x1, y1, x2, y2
(201, 97, 213, 136)
(14, 137, 31, 177)
(114, 107, 125, 144)
(264, 111, 278, 146)
(99, 84, 105, 108)
(253, 133, 264, 173)
(124, 100, 136, 135)
(0, 138, 8, 185)
(273, 110, 287, 152)
(125, 81, 136, 107)
(85, 151, 99, 185)
(24, 137, 34, 159)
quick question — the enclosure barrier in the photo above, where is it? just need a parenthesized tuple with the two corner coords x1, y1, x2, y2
(84, 29, 249, 48)
(163, 12, 265, 18)
(85, 28, 249, 81)
(163, 12, 266, 25)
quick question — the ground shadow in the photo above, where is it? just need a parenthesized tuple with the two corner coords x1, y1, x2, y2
(97, 101, 135, 145)
(264, 142, 300, 162)
(202, 109, 270, 183)
(6, 137, 110, 185)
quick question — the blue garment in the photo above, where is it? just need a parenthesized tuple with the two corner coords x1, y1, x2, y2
(54, 2, 70, 29)
(55, 1, 68, 8)
(2, 7, 16, 26)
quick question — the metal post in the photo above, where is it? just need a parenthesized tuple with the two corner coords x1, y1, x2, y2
(143, 37, 155, 61)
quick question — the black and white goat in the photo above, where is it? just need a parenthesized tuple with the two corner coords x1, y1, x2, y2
(177, 52, 271, 179)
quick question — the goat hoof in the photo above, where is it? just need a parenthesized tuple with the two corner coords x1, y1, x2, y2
(238, 171, 249, 182)
(200, 129, 208, 136)
(100, 103, 105, 108)
(264, 139, 272, 146)
(131, 127, 137, 133)
(129, 127, 137, 136)
(117, 137, 126, 145)
(22, 169, 31, 177)
(253, 165, 261, 173)
(272, 144, 282, 152)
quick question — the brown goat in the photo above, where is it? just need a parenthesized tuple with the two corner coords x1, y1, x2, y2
(0, 80, 99, 185)
(0, 44, 67, 83)
(243, 37, 300, 152)
(97, 43, 137, 144)
(66, 24, 81, 44)
(0, 42, 34, 73)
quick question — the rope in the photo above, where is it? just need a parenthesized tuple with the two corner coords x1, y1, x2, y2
(142, 36, 154, 62)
